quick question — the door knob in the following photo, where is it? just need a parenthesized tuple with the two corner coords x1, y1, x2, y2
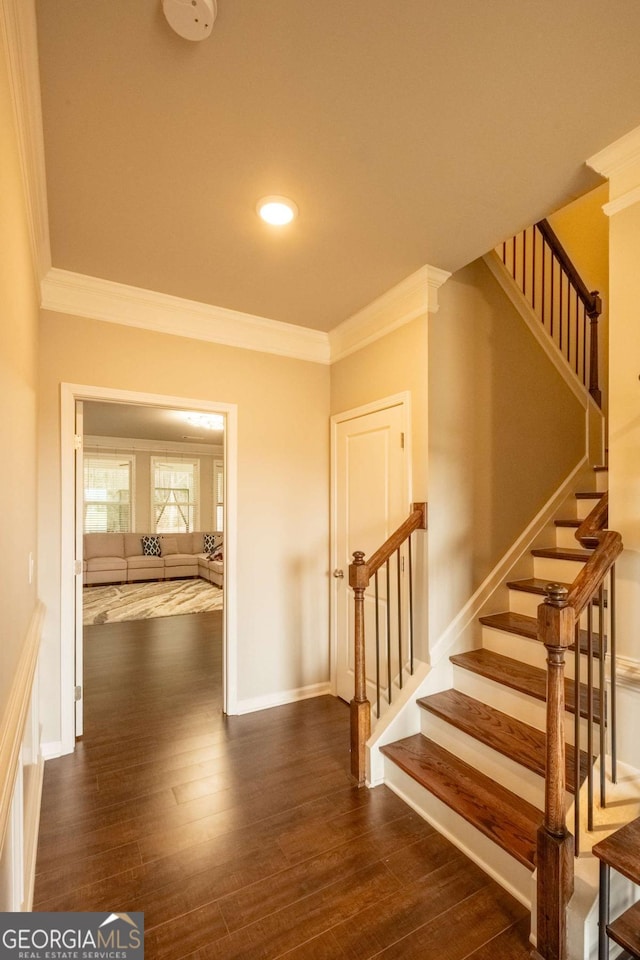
(333, 569, 344, 578)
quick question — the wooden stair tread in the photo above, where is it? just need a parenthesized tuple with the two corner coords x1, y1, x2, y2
(506, 578, 607, 607)
(554, 519, 581, 528)
(575, 491, 605, 499)
(607, 902, 640, 956)
(416, 689, 589, 793)
(479, 610, 603, 658)
(531, 546, 593, 561)
(593, 817, 640, 884)
(450, 649, 601, 722)
(380, 734, 542, 870)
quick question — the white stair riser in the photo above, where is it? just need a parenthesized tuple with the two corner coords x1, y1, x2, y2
(533, 556, 586, 582)
(384, 760, 535, 909)
(419, 706, 547, 810)
(508, 590, 605, 633)
(595, 471, 608, 493)
(481, 626, 598, 684)
(576, 496, 602, 520)
(452, 666, 599, 748)
(556, 525, 582, 549)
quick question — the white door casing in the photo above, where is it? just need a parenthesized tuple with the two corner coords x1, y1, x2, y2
(331, 395, 411, 704)
(59, 383, 238, 756)
(74, 400, 84, 736)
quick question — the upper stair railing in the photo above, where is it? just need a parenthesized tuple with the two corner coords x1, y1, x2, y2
(500, 219, 602, 407)
(348, 502, 427, 785)
(536, 492, 622, 960)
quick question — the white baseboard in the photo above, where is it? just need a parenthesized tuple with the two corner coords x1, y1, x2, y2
(40, 741, 63, 761)
(235, 682, 332, 715)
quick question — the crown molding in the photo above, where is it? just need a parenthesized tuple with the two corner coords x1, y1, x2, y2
(0, 0, 52, 281)
(587, 125, 640, 183)
(329, 264, 451, 363)
(602, 184, 640, 218)
(41, 263, 453, 367)
(41, 268, 332, 365)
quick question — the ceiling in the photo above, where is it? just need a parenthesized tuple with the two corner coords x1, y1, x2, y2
(83, 400, 224, 445)
(35, 0, 640, 332)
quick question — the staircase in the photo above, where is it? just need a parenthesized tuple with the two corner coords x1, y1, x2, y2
(380, 476, 608, 919)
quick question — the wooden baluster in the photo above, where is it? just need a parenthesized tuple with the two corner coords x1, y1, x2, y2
(349, 550, 371, 786)
(535, 583, 575, 960)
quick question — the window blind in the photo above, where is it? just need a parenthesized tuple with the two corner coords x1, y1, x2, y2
(84, 456, 133, 533)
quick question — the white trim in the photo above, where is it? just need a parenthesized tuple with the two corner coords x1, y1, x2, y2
(587, 125, 640, 180)
(617, 656, 640, 691)
(329, 264, 450, 363)
(22, 754, 43, 911)
(0, 601, 44, 857)
(42, 269, 331, 365)
(235, 682, 332, 715)
(59, 383, 239, 750)
(483, 251, 594, 411)
(40, 741, 64, 762)
(602, 185, 640, 217)
(84, 435, 223, 456)
(0, 0, 51, 282)
(42, 263, 452, 368)
(329, 393, 413, 698)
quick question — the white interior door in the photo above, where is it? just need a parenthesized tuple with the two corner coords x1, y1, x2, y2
(332, 401, 409, 704)
(74, 400, 84, 736)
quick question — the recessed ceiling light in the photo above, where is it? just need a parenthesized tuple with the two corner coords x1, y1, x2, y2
(257, 196, 298, 226)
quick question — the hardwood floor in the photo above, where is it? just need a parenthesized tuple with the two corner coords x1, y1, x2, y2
(34, 612, 532, 959)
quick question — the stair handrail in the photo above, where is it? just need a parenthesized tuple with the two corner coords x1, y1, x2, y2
(348, 502, 427, 785)
(535, 219, 602, 320)
(500, 218, 603, 407)
(536, 492, 622, 960)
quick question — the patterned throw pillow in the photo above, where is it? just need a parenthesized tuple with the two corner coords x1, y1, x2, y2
(203, 533, 218, 554)
(141, 535, 161, 557)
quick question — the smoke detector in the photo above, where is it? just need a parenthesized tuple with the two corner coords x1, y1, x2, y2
(162, 0, 217, 41)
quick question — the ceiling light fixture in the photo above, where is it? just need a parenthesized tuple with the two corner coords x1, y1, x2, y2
(257, 196, 298, 226)
(162, 0, 217, 41)
(183, 412, 224, 430)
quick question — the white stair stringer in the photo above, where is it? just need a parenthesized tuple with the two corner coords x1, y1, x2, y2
(383, 757, 536, 910)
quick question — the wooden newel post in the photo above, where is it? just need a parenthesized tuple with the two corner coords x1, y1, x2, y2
(349, 550, 371, 786)
(536, 583, 575, 960)
(588, 292, 602, 408)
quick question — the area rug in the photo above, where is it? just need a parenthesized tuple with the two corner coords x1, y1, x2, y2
(83, 578, 223, 625)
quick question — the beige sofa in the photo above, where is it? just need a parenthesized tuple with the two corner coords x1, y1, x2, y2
(83, 532, 223, 587)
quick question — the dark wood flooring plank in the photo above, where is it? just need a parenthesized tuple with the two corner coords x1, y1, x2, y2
(35, 612, 531, 960)
(322, 857, 490, 960)
(194, 862, 401, 960)
(368, 883, 528, 960)
(462, 916, 532, 960)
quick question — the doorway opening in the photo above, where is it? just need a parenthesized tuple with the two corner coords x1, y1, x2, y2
(60, 383, 238, 756)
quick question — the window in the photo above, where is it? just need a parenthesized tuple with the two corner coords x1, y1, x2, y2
(213, 458, 224, 531)
(152, 458, 199, 533)
(84, 455, 133, 533)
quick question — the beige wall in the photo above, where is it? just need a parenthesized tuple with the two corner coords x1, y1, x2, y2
(548, 183, 610, 420)
(37, 313, 330, 741)
(0, 41, 40, 717)
(428, 258, 585, 643)
(330, 314, 429, 500)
